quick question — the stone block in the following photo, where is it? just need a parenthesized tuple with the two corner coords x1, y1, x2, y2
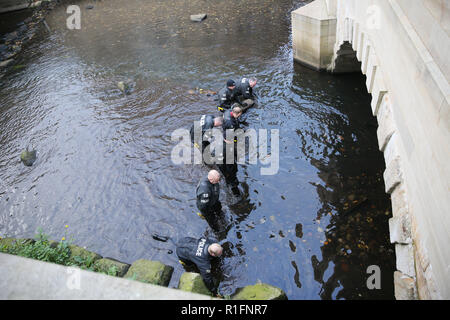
(389, 215, 412, 244)
(352, 22, 359, 50)
(69, 245, 102, 264)
(0, 59, 14, 68)
(0, 238, 35, 252)
(376, 94, 396, 152)
(93, 258, 130, 277)
(394, 271, 417, 300)
(190, 14, 207, 22)
(361, 42, 371, 75)
(292, 0, 336, 70)
(370, 73, 387, 116)
(178, 272, 212, 296)
(383, 156, 403, 194)
(390, 184, 409, 218)
(124, 259, 173, 286)
(414, 247, 432, 300)
(395, 243, 416, 277)
(232, 283, 287, 300)
(356, 32, 365, 61)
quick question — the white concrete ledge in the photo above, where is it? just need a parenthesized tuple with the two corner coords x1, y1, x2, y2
(0, 253, 215, 300)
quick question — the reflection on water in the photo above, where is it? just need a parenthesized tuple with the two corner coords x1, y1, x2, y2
(0, 0, 394, 299)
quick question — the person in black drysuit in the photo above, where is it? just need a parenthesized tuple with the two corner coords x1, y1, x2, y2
(217, 79, 239, 112)
(196, 170, 223, 227)
(217, 105, 243, 195)
(176, 237, 223, 295)
(235, 77, 257, 112)
(190, 114, 222, 155)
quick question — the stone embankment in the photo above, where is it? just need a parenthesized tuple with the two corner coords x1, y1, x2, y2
(0, 237, 287, 300)
(0, 0, 56, 76)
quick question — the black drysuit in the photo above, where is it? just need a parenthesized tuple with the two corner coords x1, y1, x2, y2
(217, 111, 239, 188)
(235, 78, 254, 100)
(222, 110, 240, 140)
(176, 237, 218, 294)
(190, 115, 216, 152)
(217, 87, 239, 112)
(196, 175, 221, 215)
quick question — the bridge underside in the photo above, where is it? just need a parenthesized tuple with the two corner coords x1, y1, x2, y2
(292, 0, 450, 300)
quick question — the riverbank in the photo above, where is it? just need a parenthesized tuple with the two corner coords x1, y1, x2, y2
(0, 0, 56, 73)
(0, 0, 48, 14)
(0, 233, 287, 299)
(0, 252, 217, 299)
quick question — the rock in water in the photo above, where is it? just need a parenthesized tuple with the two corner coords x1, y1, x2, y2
(0, 59, 14, 68)
(20, 149, 36, 166)
(231, 283, 288, 300)
(190, 14, 207, 22)
(124, 259, 174, 286)
(178, 272, 212, 296)
(117, 81, 131, 94)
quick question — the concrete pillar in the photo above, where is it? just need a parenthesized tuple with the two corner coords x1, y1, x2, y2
(292, 0, 337, 71)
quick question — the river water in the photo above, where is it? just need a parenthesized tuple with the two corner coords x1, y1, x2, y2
(0, 0, 395, 299)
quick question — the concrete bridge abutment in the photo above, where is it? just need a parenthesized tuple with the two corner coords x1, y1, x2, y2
(292, 0, 450, 300)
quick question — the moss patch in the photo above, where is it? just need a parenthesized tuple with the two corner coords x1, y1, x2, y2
(178, 272, 212, 296)
(0, 238, 35, 251)
(68, 245, 102, 267)
(232, 283, 287, 300)
(124, 259, 173, 286)
(93, 258, 130, 277)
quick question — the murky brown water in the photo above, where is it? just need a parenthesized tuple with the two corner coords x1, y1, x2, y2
(0, 0, 395, 299)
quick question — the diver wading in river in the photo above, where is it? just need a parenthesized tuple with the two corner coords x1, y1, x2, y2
(235, 77, 258, 111)
(217, 105, 243, 196)
(150, 233, 223, 296)
(176, 237, 223, 295)
(190, 115, 223, 155)
(196, 170, 227, 232)
(217, 79, 239, 112)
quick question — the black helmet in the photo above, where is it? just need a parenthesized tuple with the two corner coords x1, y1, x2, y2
(227, 79, 236, 87)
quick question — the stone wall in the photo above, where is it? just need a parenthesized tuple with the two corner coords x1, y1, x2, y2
(0, 237, 287, 300)
(292, 0, 450, 299)
(0, 0, 45, 14)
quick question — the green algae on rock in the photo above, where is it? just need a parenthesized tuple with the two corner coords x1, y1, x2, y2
(231, 283, 287, 300)
(178, 272, 212, 296)
(124, 259, 173, 286)
(93, 257, 130, 277)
